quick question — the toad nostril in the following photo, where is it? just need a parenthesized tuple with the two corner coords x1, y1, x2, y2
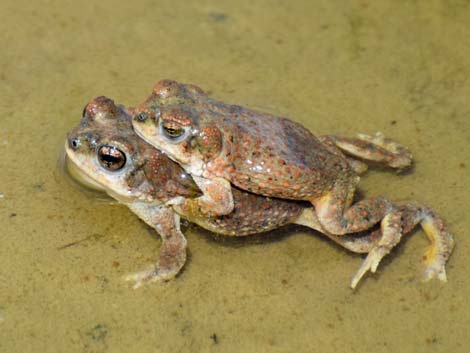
(70, 137, 81, 150)
(135, 112, 148, 122)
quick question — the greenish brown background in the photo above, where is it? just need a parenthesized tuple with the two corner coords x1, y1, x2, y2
(1, 0, 469, 352)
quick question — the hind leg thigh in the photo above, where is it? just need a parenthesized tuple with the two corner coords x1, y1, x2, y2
(313, 177, 394, 236)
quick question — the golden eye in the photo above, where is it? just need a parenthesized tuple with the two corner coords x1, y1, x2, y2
(162, 121, 184, 139)
(98, 145, 126, 171)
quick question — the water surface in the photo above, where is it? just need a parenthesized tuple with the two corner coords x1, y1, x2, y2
(1, 1, 469, 352)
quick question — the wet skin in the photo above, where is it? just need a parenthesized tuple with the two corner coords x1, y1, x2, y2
(131, 80, 454, 284)
(66, 96, 454, 288)
(131, 80, 412, 223)
(64, 97, 372, 288)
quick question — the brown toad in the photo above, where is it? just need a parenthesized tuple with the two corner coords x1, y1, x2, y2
(132, 80, 454, 283)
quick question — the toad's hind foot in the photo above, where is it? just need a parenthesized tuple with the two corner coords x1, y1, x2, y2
(412, 205, 455, 283)
(356, 132, 412, 169)
(350, 210, 403, 289)
(320, 131, 413, 170)
(349, 203, 455, 288)
(420, 231, 451, 283)
(394, 203, 454, 283)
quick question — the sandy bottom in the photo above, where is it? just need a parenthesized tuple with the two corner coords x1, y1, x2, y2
(1, 1, 469, 352)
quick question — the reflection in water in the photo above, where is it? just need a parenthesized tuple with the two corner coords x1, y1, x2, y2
(56, 148, 113, 202)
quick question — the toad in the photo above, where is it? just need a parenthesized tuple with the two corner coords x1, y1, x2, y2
(131, 80, 454, 283)
(66, 96, 453, 288)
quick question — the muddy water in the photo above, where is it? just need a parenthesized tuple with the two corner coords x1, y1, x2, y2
(1, 0, 469, 352)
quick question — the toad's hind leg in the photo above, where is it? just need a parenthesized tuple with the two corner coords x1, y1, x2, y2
(313, 176, 395, 236)
(319, 132, 412, 170)
(297, 207, 405, 288)
(294, 208, 383, 253)
(350, 203, 454, 288)
(350, 209, 403, 288)
(313, 177, 405, 288)
(297, 201, 454, 288)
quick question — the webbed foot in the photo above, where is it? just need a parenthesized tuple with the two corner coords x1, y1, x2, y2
(320, 131, 413, 171)
(350, 210, 403, 289)
(356, 132, 412, 169)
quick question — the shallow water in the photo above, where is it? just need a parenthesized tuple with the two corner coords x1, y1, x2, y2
(1, 0, 470, 352)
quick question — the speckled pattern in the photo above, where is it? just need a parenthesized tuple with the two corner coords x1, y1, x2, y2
(66, 96, 454, 289)
(70, 96, 201, 203)
(65, 96, 321, 287)
(131, 80, 413, 226)
(67, 96, 309, 236)
(133, 79, 354, 200)
(132, 80, 454, 286)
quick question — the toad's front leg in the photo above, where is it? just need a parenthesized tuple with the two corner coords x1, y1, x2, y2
(125, 203, 187, 289)
(174, 176, 234, 218)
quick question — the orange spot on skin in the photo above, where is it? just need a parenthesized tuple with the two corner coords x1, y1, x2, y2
(259, 182, 266, 188)
(283, 181, 290, 187)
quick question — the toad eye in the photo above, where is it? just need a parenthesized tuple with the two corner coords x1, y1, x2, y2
(159, 120, 191, 143)
(162, 121, 184, 138)
(97, 145, 126, 171)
